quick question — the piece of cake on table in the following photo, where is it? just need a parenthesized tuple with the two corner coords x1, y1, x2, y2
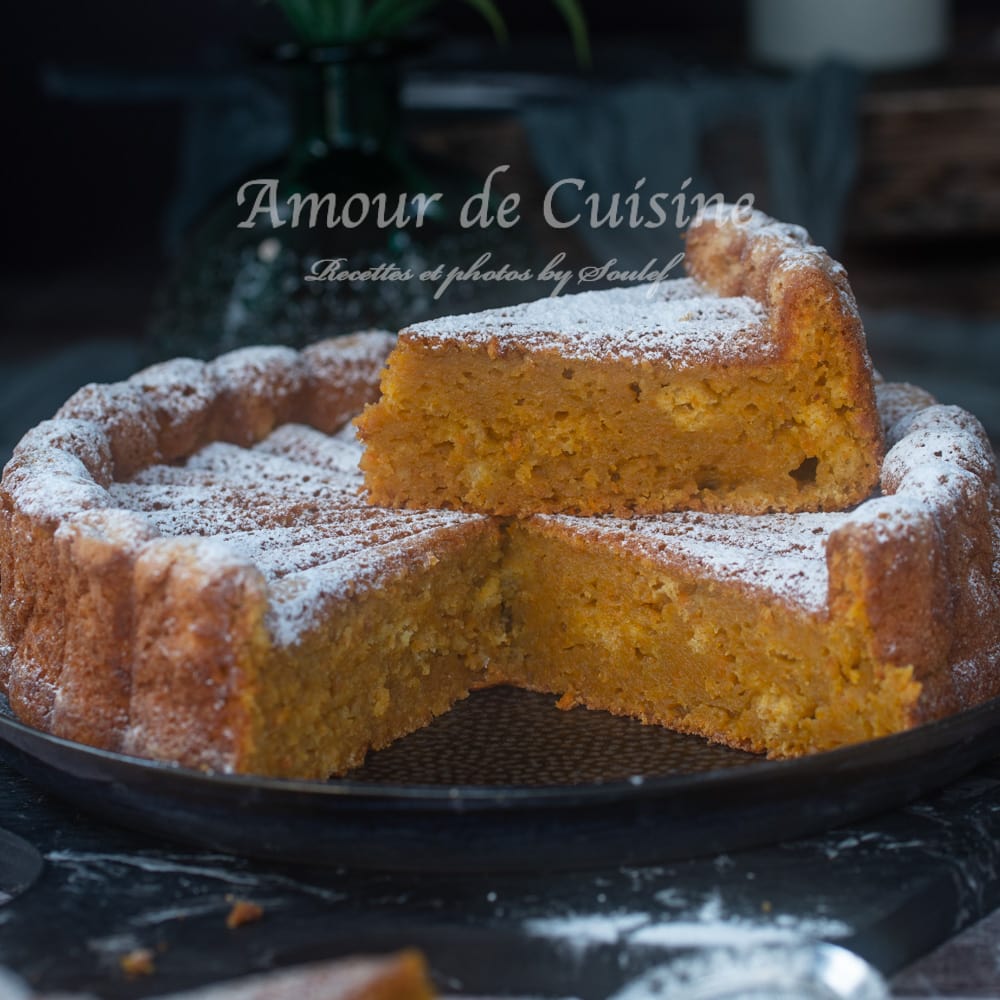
(355, 205, 884, 517)
(152, 949, 434, 1000)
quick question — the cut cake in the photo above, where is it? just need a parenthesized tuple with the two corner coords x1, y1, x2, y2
(1, 336, 998, 776)
(355, 206, 884, 517)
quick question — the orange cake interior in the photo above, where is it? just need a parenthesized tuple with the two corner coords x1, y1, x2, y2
(494, 392, 1000, 759)
(501, 507, 923, 758)
(2, 333, 998, 778)
(118, 444, 507, 778)
(355, 207, 884, 517)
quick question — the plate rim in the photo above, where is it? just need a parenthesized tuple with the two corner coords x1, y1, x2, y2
(2, 689, 1000, 811)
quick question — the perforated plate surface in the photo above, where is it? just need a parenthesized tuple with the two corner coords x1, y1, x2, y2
(347, 687, 758, 785)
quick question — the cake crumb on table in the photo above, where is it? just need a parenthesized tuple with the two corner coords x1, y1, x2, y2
(119, 947, 156, 977)
(225, 897, 264, 929)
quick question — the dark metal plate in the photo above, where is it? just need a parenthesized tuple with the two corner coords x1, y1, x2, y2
(1, 687, 999, 872)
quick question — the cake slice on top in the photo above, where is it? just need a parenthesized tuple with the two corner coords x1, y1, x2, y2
(355, 206, 884, 517)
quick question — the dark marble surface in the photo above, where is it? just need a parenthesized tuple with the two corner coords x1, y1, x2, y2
(2, 751, 1000, 998)
(892, 904, 1000, 998)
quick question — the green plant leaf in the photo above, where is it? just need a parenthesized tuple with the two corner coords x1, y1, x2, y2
(340, 0, 365, 38)
(270, 0, 588, 60)
(548, 0, 590, 67)
(312, 0, 337, 40)
(273, 0, 365, 42)
(362, 0, 439, 37)
(459, 0, 509, 44)
(274, 0, 321, 42)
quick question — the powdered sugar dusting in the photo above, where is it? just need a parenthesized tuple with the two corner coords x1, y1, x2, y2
(109, 422, 481, 646)
(187, 440, 360, 493)
(110, 484, 348, 538)
(692, 202, 810, 247)
(876, 382, 938, 443)
(305, 329, 395, 370)
(524, 890, 850, 953)
(5, 418, 112, 486)
(302, 331, 396, 392)
(267, 519, 479, 648)
(684, 201, 855, 308)
(405, 280, 771, 366)
(542, 509, 841, 612)
(128, 358, 213, 437)
(689, 202, 833, 285)
(883, 404, 996, 491)
(255, 424, 363, 480)
(837, 494, 931, 546)
(208, 345, 300, 392)
(56, 379, 154, 431)
(4, 438, 112, 522)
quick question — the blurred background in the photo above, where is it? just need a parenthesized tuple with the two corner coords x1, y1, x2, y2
(1, 0, 998, 456)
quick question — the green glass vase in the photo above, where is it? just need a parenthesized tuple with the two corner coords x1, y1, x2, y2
(147, 42, 529, 361)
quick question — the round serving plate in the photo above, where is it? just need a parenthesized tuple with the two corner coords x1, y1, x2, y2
(1, 687, 999, 872)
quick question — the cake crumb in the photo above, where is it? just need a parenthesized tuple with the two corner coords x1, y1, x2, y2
(226, 897, 264, 929)
(119, 947, 155, 977)
(555, 691, 578, 710)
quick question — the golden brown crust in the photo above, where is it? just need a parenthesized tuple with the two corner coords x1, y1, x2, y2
(0, 334, 396, 762)
(685, 205, 885, 500)
(828, 394, 1000, 723)
(50, 509, 156, 748)
(126, 538, 270, 771)
(0, 420, 114, 729)
(301, 331, 398, 433)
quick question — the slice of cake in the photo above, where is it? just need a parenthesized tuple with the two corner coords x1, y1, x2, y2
(355, 206, 884, 517)
(0, 334, 506, 778)
(497, 388, 1000, 758)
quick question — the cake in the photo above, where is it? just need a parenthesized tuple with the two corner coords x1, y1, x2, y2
(153, 949, 434, 1000)
(355, 206, 884, 517)
(0, 334, 509, 778)
(500, 383, 1000, 754)
(1, 334, 998, 775)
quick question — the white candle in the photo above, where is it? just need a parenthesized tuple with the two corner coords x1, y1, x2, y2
(749, 0, 948, 70)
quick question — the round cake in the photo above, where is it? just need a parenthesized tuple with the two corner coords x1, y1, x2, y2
(1, 333, 997, 777)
